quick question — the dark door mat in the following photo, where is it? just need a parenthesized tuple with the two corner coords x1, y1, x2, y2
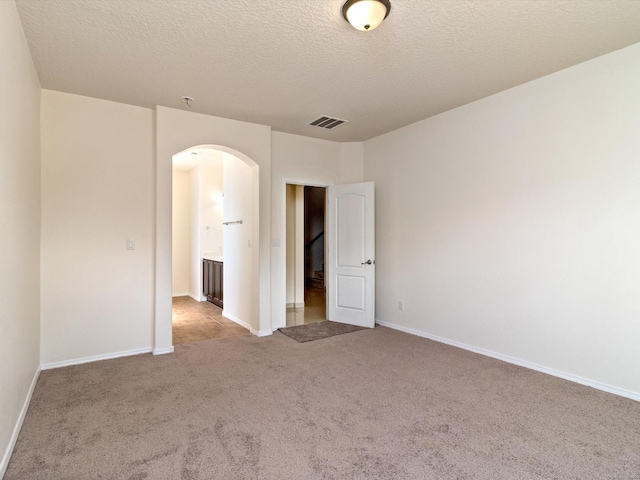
(278, 320, 369, 343)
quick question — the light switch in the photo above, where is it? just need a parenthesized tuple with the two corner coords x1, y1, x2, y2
(127, 239, 135, 250)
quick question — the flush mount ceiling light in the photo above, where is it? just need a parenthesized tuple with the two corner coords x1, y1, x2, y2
(342, 0, 391, 31)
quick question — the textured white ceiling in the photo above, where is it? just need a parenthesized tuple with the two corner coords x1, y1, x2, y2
(15, 0, 640, 142)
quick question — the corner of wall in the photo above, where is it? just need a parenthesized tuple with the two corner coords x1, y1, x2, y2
(340, 142, 364, 183)
(1, 1, 43, 475)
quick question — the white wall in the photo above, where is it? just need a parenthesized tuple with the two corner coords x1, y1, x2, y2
(285, 184, 295, 306)
(40, 90, 154, 365)
(155, 107, 271, 347)
(0, 1, 41, 475)
(270, 132, 364, 329)
(199, 161, 224, 258)
(294, 185, 305, 307)
(222, 154, 255, 326)
(364, 43, 640, 398)
(187, 157, 223, 302)
(189, 167, 201, 299)
(172, 170, 191, 296)
(285, 185, 305, 307)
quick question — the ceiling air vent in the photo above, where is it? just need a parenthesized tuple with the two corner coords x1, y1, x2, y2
(308, 116, 349, 130)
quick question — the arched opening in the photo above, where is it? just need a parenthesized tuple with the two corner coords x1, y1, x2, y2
(171, 146, 258, 343)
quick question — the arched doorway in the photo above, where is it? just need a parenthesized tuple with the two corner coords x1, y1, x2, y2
(171, 146, 257, 343)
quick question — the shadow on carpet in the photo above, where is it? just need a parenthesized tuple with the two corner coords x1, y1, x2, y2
(279, 320, 368, 342)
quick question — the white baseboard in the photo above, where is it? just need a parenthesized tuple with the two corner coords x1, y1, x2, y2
(376, 320, 640, 403)
(221, 312, 272, 337)
(286, 302, 305, 309)
(171, 293, 203, 302)
(152, 346, 174, 355)
(222, 311, 251, 331)
(1, 367, 40, 478)
(254, 329, 273, 337)
(41, 347, 152, 370)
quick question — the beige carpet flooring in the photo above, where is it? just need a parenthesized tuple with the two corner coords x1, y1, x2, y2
(6, 327, 640, 479)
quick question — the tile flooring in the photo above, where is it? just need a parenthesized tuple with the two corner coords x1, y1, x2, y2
(285, 287, 326, 327)
(172, 296, 249, 345)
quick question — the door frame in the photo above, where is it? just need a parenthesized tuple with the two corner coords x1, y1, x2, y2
(280, 178, 330, 330)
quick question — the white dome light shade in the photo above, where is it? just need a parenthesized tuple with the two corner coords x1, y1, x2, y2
(342, 0, 391, 31)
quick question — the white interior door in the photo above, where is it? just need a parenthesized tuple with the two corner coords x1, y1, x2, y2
(327, 182, 375, 328)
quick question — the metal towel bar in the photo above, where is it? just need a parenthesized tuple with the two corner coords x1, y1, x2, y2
(222, 220, 243, 225)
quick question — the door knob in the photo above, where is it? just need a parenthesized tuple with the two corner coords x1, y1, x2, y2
(361, 259, 373, 265)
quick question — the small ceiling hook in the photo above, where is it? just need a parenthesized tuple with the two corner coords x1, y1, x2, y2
(180, 96, 194, 108)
